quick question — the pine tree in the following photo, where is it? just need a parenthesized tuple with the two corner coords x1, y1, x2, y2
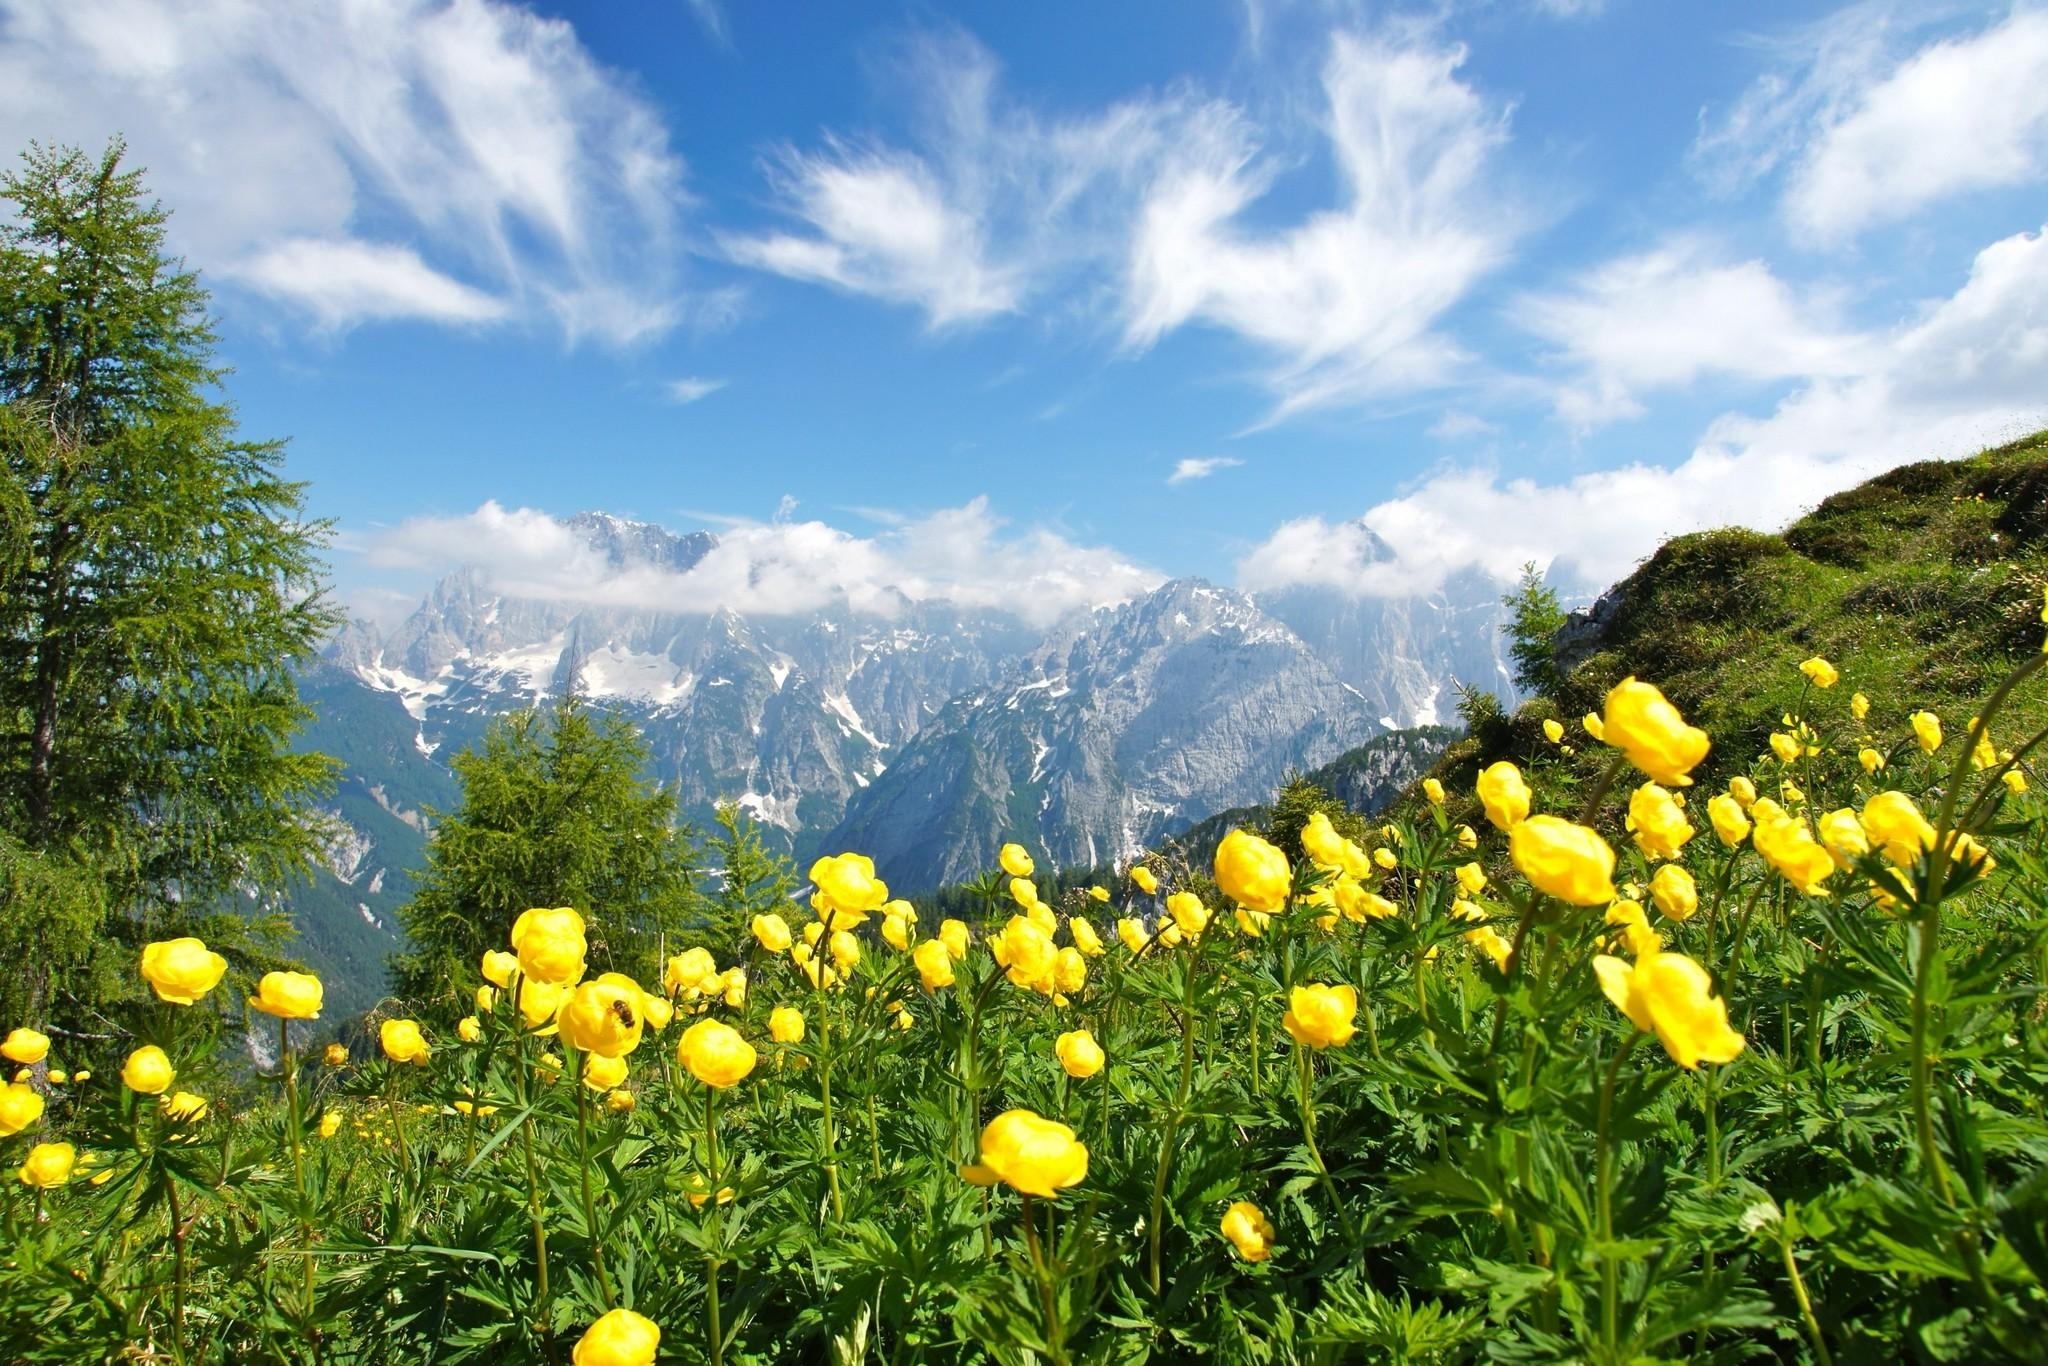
(392, 699, 704, 1019)
(0, 141, 339, 1022)
(1502, 560, 1568, 698)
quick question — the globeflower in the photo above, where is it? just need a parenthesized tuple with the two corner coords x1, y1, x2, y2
(380, 1019, 431, 1066)
(1221, 1201, 1275, 1262)
(1603, 677, 1711, 786)
(2, 1029, 48, 1065)
(0, 1082, 44, 1136)
(751, 913, 793, 954)
(458, 1016, 483, 1044)
(18, 1142, 74, 1189)
(510, 907, 587, 987)
(122, 1045, 174, 1095)
(1751, 806, 1836, 895)
(1509, 816, 1617, 906)
(140, 938, 228, 1006)
(251, 971, 324, 1020)
(1129, 864, 1158, 895)
(1859, 747, 1886, 774)
(556, 975, 647, 1059)
(1055, 1029, 1105, 1078)
(1627, 782, 1695, 861)
(1215, 829, 1290, 914)
(665, 948, 719, 998)
(960, 1109, 1088, 1198)
(1708, 794, 1751, 847)
(1423, 778, 1446, 805)
(913, 939, 955, 991)
(1594, 950, 1745, 1069)
(481, 950, 519, 988)
(1070, 918, 1104, 957)
(519, 979, 568, 1031)
(1117, 918, 1149, 953)
(160, 1091, 209, 1124)
(676, 1019, 757, 1089)
(1851, 691, 1870, 721)
(1800, 656, 1839, 688)
(1282, 984, 1358, 1049)
(572, 1307, 661, 1366)
(1300, 812, 1349, 870)
(1649, 864, 1698, 923)
(810, 852, 889, 930)
(1818, 808, 1870, 869)
(768, 1006, 806, 1044)
(1009, 877, 1041, 911)
(1769, 732, 1801, 764)
(1911, 711, 1943, 753)
(1728, 776, 1758, 809)
(999, 842, 1035, 878)
(1862, 791, 1936, 866)
(1166, 891, 1212, 940)
(1542, 718, 1565, 744)
(1455, 862, 1487, 896)
(881, 913, 912, 952)
(581, 1053, 627, 1092)
(1476, 761, 1531, 830)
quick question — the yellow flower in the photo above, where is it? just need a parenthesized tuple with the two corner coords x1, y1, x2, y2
(606, 1089, 635, 1114)
(1166, 891, 1212, 940)
(455, 1016, 482, 1044)
(1625, 782, 1695, 862)
(676, 1019, 756, 1089)
(999, 842, 1035, 878)
(510, 907, 587, 987)
(519, 979, 568, 1031)
(582, 1053, 628, 1091)
(160, 1091, 209, 1124)
(1911, 711, 1943, 753)
(18, 1142, 74, 1189)
(140, 938, 229, 1006)
(1969, 719, 1997, 771)
(1009, 877, 1041, 912)
(1603, 677, 1711, 786)
(1116, 917, 1149, 953)
(377, 1018, 430, 1066)
(1583, 712, 1606, 742)
(1769, 732, 1801, 764)
(1817, 808, 1869, 869)
(936, 919, 969, 959)
(1282, 983, 1359, 1049)
(1603, 900, 1663, 957)
(1370, 846, 1397, 871)
(252, 971, 324, 1021)
(571, 1307, 661, 1366)
(1070, 918, 1104, 957)
(1221, 1200, 1275, 1262)
(1334, 881, 1396, 922)
(960, 1109, 1088, 1198)
(810, 852, 889, 930)
(1707, 794, 1751, 847)
(913, 938, 956, 991)
(1800, 656, 1838, 688)
(1594, 950, 1745, 1069)
(768, 1006, 806, 1044)
(1728, 776, 1758, 809)
(1456, 824, 1478, 850)
(685, 1174, 736, 1209)
(881, 913, 912, 952)
(662, 948, 714, 998)
(324, 1043, 350, 1068)
(319, 1111, 343, 1139)
(1474, 760, 1531, 831)
(0, 1081, 44, 1136)
(1850, 691, 1870, 721)
(1509, 816, 1617, 906)
(1861, 791, 1936, 866)
(720, 967, 747, 1010)
(2005, 767, 2029, 795)
(1751, 805, 1836, 895)
(752, 913, 793, 954)
(1087, 885, 1110, 903)
(1649, 864, 1698, 922)
(1215, 829, 1290, 913)
(122, 1045, 175, 1095)
(2, 1028, 49, 1066)
(1423, 777, 1446, 805)
(1542, 718, 1565, 744)
(1129, 864, 1158, 895)
(1027, 901, 1058, 939)
(1455, 862, 1487, 896)
(819, 930, 856, 972)
(1055, 1029, 1105, 1078)
(1300, 812, 1348, 870)
(481, 950, 519, 988)
(1465, 925, 1512, 969)
(556, 975, 647, 1059)
(1054, 947, 1087, 995)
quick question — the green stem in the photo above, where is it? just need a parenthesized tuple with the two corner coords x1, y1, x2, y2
(1779, 1230, 1835, 1366)
(1020, 1195, 1066, 1366)
(706, 1083, 724, 1366)
(514, 1044, 555, 1361)
(280, 1019, 318, 1337)
(165, 1170, 190, 1366)
(1596, 1033, 1638, 1353)
(818, 975, 844, 1221)
(573, 1065, 617, 1309)
(1296, 1044, 1356, 1244)
(1147, 944, 1202, 1295)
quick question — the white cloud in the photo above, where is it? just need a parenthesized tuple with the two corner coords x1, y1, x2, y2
(720, 29, 1181, 328)
(663, 376, 727, 404)
(1240, 225, 2048, 598)
(1168, 456, 1243, 485)
(1427, 410, 1498, 441)
(1692, 6, 2048, 241)
(0, 0, 691, 341)
(1510, 239, 1870, 427)
(365, 497, 1163, 627)
(1787, 10, 2048, 240)
(1122, 33, 1516, 422)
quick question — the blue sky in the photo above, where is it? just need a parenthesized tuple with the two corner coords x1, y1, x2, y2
(3, 0, 2044, 626)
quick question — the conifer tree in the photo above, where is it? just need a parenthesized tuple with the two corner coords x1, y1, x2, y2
(0, 141, 338, 1022)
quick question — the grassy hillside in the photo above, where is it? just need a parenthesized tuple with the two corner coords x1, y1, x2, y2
(1423, 428, 2048, 817)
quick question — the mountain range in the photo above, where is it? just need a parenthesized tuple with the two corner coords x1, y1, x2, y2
(293, 510, 1516, 1014)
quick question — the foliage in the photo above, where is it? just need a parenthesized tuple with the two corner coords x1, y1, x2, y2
(391, 697, 704, 1018)
(0, 141, 337, 1022)
(1503, 561, 1568, 699)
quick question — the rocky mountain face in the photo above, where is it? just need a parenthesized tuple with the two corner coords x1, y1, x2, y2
(292, 510, 1517, 989)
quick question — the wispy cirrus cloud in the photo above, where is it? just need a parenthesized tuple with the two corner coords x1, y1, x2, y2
(0, 0, 695, 342)
(1167, 457, 1243, 485)
(663, 376, 727, 404)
